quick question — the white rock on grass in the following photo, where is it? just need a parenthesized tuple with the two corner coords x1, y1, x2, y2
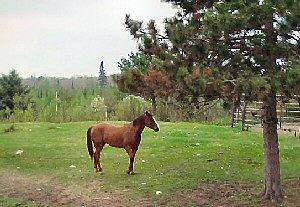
(69, 165, 76, 168)
(155, 191, 162, 195)
(15, 150, 23, 155)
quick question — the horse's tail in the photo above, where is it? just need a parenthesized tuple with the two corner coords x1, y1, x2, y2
(87, 127, 94, 160)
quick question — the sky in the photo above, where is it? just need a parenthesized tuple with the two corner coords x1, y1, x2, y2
(0, 0, 176, 78)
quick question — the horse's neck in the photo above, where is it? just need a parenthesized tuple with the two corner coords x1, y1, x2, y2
(135, 123, 145, 134)
(132, 115, 146, 135)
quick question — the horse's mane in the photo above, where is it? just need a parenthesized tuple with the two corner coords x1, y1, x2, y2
(132, 115, 145, 126)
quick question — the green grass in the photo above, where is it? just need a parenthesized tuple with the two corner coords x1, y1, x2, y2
(0, 197, 38, 207)
(0, 121, 300, 205)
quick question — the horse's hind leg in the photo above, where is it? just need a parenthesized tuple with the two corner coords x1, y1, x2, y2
(94, 144, 104, 173)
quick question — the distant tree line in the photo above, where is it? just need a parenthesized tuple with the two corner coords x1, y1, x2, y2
(0, 69, 159, 122)
(0, 69, 227, 123)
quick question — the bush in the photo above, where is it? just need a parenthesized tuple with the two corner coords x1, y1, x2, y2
(115, 95, 151, 121)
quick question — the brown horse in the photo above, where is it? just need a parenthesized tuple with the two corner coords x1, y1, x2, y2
(86, 111, 159, 174)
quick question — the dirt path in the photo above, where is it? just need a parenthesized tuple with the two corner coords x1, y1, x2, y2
(154, 179, 300, 207)
(0, 170, 127, 206)
(250, 125, 300, 137)
(1, 169, 299, 206)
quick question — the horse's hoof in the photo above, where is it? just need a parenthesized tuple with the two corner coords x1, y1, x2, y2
(127, 171, 135, 175)
(95, 169, 103, 173)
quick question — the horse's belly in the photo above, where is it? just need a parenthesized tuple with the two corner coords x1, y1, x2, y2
(107, 143, 123, 148)
(102, 126, 133, 148)
(104, 135, 124, 148)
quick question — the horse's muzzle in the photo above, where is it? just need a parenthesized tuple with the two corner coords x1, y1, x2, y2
(154, 127, 159, 132)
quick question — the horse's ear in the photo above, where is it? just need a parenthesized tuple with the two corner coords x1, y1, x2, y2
(145, 111, 150, 116)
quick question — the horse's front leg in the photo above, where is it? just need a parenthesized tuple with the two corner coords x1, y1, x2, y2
(125, 146, 137, 175)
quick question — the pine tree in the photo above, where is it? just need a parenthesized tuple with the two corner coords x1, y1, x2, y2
(200, 1, 299, 201)
(0, 70, 31, 112)
(124, 0, 300, 202)
(115, 52, 172, 113)
(98, 61, 108, 88)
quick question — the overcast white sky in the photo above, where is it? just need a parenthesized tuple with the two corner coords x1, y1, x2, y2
(0, 0, 176, 78)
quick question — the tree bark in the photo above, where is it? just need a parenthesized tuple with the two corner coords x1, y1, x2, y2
(261, 88, 283, 201)
(151, 96, 157, 114)
(241, 100, 248, 131)
(261, 6, 283, 201)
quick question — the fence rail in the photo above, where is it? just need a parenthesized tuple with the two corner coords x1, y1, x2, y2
(232, 95, 300, 137)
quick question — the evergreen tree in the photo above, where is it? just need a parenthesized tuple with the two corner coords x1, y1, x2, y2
(115, 52, 172, 113)
(98, 61, 108, 88)
(201, 1, 299, 201)
(0, 70, 31, 112)
(124, 0, 300, 202)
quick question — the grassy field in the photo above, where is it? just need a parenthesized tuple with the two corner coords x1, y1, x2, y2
(0, 121, 300, 206)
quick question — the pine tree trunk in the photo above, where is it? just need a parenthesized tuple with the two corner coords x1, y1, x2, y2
(241, 100, 248, 131)
(151, 96, 157, 114)
(261, 88, 283, 201)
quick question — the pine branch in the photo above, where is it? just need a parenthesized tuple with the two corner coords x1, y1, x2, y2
(207, 79, 236, 86)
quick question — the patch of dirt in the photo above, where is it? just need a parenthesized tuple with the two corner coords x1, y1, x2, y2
(1, 169, 299, 206)
(0, 170, 127, 206)
(250, 126, 300, 138)
(148, 179, 300, 207)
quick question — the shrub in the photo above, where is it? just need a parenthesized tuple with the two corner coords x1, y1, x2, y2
(115, 95, 151, 121)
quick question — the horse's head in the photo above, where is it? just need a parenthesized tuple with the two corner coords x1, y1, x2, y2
(144, 111, 160, 132)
